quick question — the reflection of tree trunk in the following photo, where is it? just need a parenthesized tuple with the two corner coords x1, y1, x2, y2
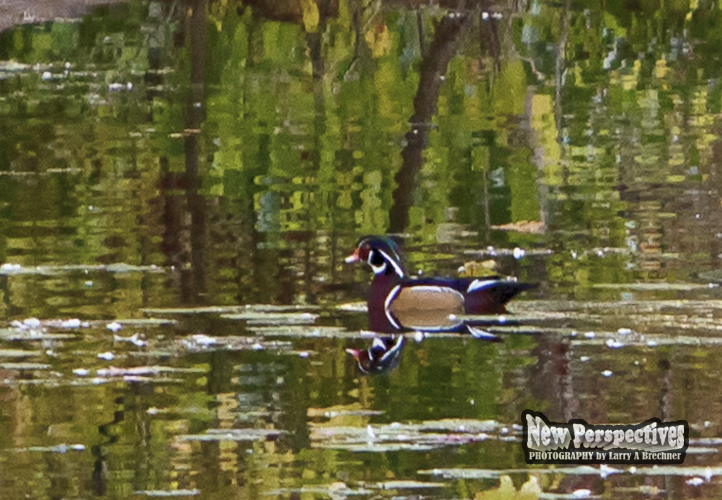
(481, 154, 490, 239)
(307, 32, 325, 80)
(304, 30, 326, 302)
(555, 0, 570, 182)
(343, 0, 364, 81)
(156, 2, 187, 283)
(531, 336, 576, 422)
(92, 397, 125, 496)
(143, 2, 169, 278)
(160, 157, 186, 271)
(240, 0, 338, 23)
(389, 14, 467, 233)
(478, 9, 501, 72)
(417, 11, 425, 57)
(144, 2, 166, 103)
(184, 0, 208, 302)
(709, 122, 722, 260)
(658, 357, 682, 500)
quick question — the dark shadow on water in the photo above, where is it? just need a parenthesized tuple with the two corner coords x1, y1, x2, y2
(185, 0, 209, 304)
(91, 395, 124, 496)
(158, 0, 209, 305)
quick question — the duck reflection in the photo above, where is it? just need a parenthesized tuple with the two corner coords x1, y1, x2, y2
(346, 335, 404, 374)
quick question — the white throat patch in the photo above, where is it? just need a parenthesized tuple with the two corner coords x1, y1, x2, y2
(368, 250, 388, 275)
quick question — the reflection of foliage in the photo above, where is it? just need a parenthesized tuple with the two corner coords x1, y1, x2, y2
(300, 0, 321, 32)
(2, 1, 722, 499)
(0, 0, 720, 305)
(475, 475, 542, 500)
(209, 0, 238, 31)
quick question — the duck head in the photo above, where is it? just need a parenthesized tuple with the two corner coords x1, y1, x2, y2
(346, 336, 404, 374)
(345, 236, 406, 278)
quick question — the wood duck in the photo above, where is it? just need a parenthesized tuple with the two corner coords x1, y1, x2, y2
(345, 236, 535, 339)
(346, 335, 404, 374)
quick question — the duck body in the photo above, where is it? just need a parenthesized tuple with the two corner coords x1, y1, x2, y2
(347, 236, 535, 338)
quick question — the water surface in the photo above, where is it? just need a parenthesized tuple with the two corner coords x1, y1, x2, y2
(1, 0, 722, 499)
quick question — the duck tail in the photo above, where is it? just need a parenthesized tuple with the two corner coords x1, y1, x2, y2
(463, 280, 537, 315)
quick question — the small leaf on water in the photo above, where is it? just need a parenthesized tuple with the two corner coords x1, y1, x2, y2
(474, 475, 541, 500)
(299, 0, 320, 32)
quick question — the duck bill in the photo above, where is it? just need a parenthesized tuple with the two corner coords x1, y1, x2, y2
(344, 250, 360, 264)
(345, 348, 360, 359)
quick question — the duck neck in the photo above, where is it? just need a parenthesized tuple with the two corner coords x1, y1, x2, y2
(367, 265, 404, 332)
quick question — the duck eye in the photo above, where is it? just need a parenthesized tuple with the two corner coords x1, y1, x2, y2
(369, 250, 385, 267)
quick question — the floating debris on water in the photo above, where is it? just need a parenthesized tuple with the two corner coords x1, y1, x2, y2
(14, 444, 86, 454)
(0, 329, 78, 341)
(61, 319, 82, 328)
(0, 263, 166, 276)
(0, 362, 50, 370)
(593, 283, 719, 291)
(114, 333, 147, 347)
(0, 263, 22, 272)
(142, 304, 321, 315)
(106, 322, 122, 333)
(23, 318, 41, 329)
(368, 480, 447, 490)
(0, 349, 41, 358)
(178, 335, 293, 354)
(221, 311, 318, 325)
(307, 406, 385, 419)
(539, 490, 597, 500)
(264, 484, 373, 496)
(249, 326, 360, 339)
(311, 418, 508, 452)
(96, 366, 207, 377)
(473, 475, 541, 500)
(575, 336, 722, 348)
(336, 302, 368, 312)
(134, 489, 200, 497)
(113, 319, 176, 327)
(418, 465, 627, 479)
(177, 428, 284, 442)
(189, 334, 215, 346)
(685, 447, 718, 455)
(464, 248, 553, 258)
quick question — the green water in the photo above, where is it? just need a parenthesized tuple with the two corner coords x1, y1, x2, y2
(0, 0, 722, 498)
